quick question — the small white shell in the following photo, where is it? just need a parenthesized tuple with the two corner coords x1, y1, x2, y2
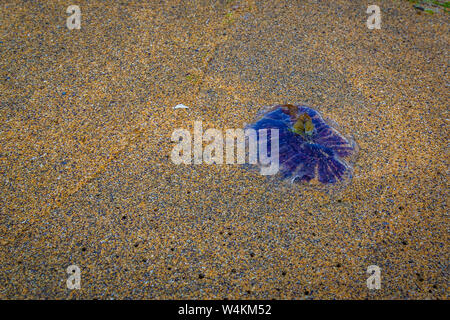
(174, 104, 189, 109)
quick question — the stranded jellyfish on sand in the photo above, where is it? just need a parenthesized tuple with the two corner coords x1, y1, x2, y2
(246, 104, 358, 185)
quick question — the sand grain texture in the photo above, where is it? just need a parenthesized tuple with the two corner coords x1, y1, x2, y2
(0, 0, 448, 299)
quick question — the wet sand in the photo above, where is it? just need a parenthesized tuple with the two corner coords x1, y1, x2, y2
(0, 0, 448, 299)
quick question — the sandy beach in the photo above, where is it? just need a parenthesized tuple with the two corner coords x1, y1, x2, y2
(0, 0, 448, 299)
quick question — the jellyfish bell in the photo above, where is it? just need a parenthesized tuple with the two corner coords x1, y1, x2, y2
(246, 104, 358, 188)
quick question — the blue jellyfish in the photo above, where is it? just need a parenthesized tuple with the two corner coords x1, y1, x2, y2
(246, 104, 358, 185)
